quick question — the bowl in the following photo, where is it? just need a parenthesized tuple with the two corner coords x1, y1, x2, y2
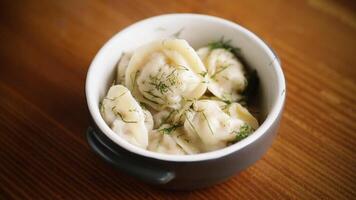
(85, 13, 286, 190)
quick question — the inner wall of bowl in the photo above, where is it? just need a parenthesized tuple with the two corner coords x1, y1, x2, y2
(90, 14, 279, 129)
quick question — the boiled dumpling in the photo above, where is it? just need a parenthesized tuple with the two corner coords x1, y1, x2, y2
(184, 100, 236, 151)
(116, 53, 132, 85)
(183, 100, 258, 152)
(197, 47, 247, 102)
(100, 85, 148, 148)
(125, 39, 208, 110)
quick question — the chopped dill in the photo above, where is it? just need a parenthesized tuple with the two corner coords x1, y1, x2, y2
(208, 37, 241, 55)
(182, 97, 194, 103)
(211, 65, 231, 79)
(172, 27, 184, 38)
(165, 69, 177, 80)
(162, 110, 177, 124)
(148, 68, 179, 95)
(221, 93, 233, 103)
(220, 103, 232, 113)
(201, 112, 214, 135)
(144, 90, 164, 100)
(232, 124, 254, 142)
(176, 65, 189, 71)
(159, 124, 183, 135)
(128, 108, 138, 112)
(184, 113, 199, 136)
(198, 71, 208, 77)
(142, 95, 160, 105)
(112, 106, 138, 123)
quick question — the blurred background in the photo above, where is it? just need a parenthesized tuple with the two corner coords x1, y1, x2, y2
(0, 0, 355, 199)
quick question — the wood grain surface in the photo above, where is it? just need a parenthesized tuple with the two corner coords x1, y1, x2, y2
(0, 0, 355, 199)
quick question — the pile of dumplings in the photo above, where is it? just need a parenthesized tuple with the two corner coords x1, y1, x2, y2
(100, 38, 259, 155)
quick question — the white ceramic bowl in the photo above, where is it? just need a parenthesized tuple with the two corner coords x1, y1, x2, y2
(85, 13, 286, 189)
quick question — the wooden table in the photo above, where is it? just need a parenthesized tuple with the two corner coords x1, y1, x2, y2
(0, 0, 355, 199)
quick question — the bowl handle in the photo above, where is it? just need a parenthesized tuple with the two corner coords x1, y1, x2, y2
(86, 127, 175, 185)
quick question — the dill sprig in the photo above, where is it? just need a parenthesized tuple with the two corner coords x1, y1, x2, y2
(232, 123, 254, 142)
(162, 110, 178, 125)
(201, 111, 214, 135)
(144, 90, 164, 100)
(211, 65, 231, 79)
(112, 106, 138, 123)
(158, 124, 183, 135)
(198, 71, 208, 77)
(172, 27, 184, 38)
(220, 102, 232, 113)
(142, 95, 160, 105)
(184, 113, 199, 136)
(104, 91, 128, 102)
(128, 108, 138, 112)
(148, 68, 179, 95)
(220, 93, 233, 104)
(176, 65, 189, 71)
(208, 37, 241, 55)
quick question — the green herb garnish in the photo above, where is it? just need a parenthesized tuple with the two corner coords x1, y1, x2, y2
(201, 112, 214, 135)
(159, 124, 183, 135)
(112, 106, 138, 123)
(198, 71, 208, 77)
(128, 108, 138, 112)
(162, 110, 177, 124)
(232, 124, 254, 142)
(221, 93, 233, 104)
(211, 65, 231, 79)
(144, 90, 164, 100)
(172, 27, 184, 38)
(176, 65, 189, 71)
(148, 68, 178, 95)
(142, 95, 160, 105)
(208, 37, 240, 55)
(185, 113, 199, 136)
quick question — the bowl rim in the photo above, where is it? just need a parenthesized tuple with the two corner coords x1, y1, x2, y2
(85, 13, 286, 162)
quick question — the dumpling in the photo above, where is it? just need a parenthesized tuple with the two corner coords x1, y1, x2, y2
(100, 85, 148, 148)
(183, 100, 235, 151)
(125, 39, 208, 110)
(147, 125, 186, 155)
(197, 47, 247, 102)
(116, 53, 132, 85)
(183, 100, 258, 152)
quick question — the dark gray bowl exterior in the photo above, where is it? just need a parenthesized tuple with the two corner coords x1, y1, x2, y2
(87, 109, 283, 190)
